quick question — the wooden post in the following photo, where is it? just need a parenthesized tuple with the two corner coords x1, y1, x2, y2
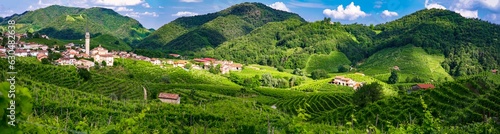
(376, 114, 379, 127)
(108, 115, 112, 125)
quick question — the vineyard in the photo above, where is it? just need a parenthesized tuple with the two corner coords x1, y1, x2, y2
(275, 93, 352, 118)
(311, 76, 500, 131)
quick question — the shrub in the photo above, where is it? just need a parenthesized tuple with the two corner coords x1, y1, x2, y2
(310, 69, 329, 80)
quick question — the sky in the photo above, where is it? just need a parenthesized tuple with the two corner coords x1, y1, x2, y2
(0, 0, 499, 29)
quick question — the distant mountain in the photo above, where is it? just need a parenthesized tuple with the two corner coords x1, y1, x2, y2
(136, 2, 305, 53)
(0, 5, 152, 43)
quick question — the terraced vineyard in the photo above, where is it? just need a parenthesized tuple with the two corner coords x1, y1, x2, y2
(312, 76, 500, 129)
(275, 93, 352, 118)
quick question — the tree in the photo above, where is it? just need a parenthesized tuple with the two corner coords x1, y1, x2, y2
(77, 68, 92, 81)
(293, 68, 304, 76)
(48, 52, 61, 61)
(353, 82, 383, 107)
(0, 82, 32, 131)
(94, 62, 100, 69)
(338, 65, 350, 73)
(102, 61, 107, 66)
(310, 69, 329, 80)
(184, 63, 192, 69)
(41, 58, 50, 64)
(277, 66, 285, 72)
(388, 70, 399, 84)
(261, 74, 276, 87)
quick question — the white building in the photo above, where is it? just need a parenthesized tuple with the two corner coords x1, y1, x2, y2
(94, 54, 114, 66)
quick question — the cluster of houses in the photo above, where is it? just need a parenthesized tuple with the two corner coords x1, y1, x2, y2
(0, 42, 50, 59)
(170, 57, 243, 74)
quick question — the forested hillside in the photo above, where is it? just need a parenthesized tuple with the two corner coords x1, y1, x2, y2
(372, 9, 500, 77)
(136, 2, 305, 55)
(0, 5, 152, 43)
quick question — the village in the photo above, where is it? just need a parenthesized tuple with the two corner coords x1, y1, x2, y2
(0, 32, 244, 75)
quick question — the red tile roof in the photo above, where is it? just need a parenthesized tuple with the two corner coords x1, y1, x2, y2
(158, 93, 179, 100)
(492, 69, 498, 73)
(416, 84, 435, 89)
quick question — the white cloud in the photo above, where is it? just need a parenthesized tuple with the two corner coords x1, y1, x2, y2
(268, 2, 290, 12)
(454, 9, 479, 18)
(479, 0, 500, 10)
(92, 0, 144, 6)
(374, 1, 383, 8)
(159, 6, 164, 9)
(0, 10, 15, 17)
(381, 10, 398, 18)
(289, 1, 326, 8)
(142, 3, 150, 8)
(180, 0, 203, 3)
(425, 0, 447, 10)
(125, 11, 158, 18)
(172, 11, 199, 17)
(115, 7, 133, 12)
(323, 2, 368, 20)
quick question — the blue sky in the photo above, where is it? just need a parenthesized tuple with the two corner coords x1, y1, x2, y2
(0, 0, 499, 29)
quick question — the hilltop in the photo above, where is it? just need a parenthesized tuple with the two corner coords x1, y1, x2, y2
(0, 5, 152, 43)
(136, 2, 305, 54)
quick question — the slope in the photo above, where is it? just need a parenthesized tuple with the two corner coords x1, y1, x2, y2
(137, 2, 305, 54)
(0, 5, 151, 42)
(305, 51, 351, 73)
(372, 9, 500, 77)
(359, 45, 453, 83)
(199, 18, 360, 70)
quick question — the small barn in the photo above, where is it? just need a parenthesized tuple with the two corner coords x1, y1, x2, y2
(158, 93, 180, 104)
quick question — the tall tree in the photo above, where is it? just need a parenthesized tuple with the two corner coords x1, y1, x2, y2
(388, 70, 399, 84)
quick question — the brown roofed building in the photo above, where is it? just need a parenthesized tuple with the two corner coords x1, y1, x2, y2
(412, 84, 435, 90)
(158, 93, 180, 104)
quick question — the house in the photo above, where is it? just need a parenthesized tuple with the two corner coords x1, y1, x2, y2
(14, 49, 28, 57)
(158, 93, 180, 104)
(173, 60, 188, 68)
(36, 53, 48, 61)
(75, 59, 95, 68)
(229, 63, 243, 71)
(65, 43, 75, 48)
(411, 84, 435, 90)
(151, 58, 161, 65)
(37, 50, 49, 56)
(169, 54, 180, 58)
(492, 69, 498, 74)
(28, 51, 38, 56)
(166, 60, 174, 65)
(220, 64, 231, 74)
(0, 52, 7, 58)
(56, 58, 76, 65)
(94, 54, 114, 66)
(90, 45, 108, 56)
(393, 66, 400, 71)
(0, 46, 5, 53)
(329, 76, 363, 90)
(39, 45, 49, 50)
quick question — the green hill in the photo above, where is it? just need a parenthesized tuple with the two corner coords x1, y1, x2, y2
(359, 45, 453, 83)
(198, 18, 361, 70)
(0, 5, 151, 43)
(137, 2, 305, 54)
(372, 9, 500, 77)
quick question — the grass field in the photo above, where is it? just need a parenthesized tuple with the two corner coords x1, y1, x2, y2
(359, 45, 453, 83)
(305, 51, 351, 73)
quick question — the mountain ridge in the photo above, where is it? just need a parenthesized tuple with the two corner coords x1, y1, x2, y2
(136, 2, 306, 53)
